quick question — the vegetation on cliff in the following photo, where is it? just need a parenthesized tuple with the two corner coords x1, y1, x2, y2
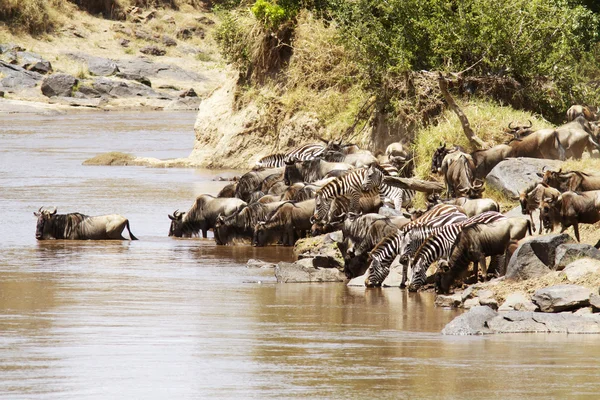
(213, 0, 600, 153)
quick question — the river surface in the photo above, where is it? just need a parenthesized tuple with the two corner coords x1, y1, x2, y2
(0, 109, 599, 399)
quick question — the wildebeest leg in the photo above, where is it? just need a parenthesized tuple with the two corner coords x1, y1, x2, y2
(572, 223, 581, 242)
(528, 212, 536, 233)
(202, 229, 208, 239)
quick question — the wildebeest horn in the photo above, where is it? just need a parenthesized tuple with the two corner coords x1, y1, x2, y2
(508, 121, 514, 129)
(38, 206, 43, 212)
(526, 120, 532, 128)
(49, 206, 57, 215)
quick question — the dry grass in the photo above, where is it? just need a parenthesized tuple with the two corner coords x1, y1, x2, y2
(0, 0, 69, 35)
(412, 99, 554, 180)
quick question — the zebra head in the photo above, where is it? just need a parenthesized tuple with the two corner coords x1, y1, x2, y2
(361, 165, 383, 192)
(407, 258, 428, 292)
(313, 193, 329, 223)
(365, 258, 387, 288)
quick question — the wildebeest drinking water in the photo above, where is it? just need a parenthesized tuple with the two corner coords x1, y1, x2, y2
(34, 207, 138, 240)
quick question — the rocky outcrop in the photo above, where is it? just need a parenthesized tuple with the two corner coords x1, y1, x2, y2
(294, 232, 344, 271)
(505, 234, 574, 280)
(498, 292, 538, 312)
(532, 284, 592, 312)
(274, 260, 347, 283)
(442, 306, 600, 335)
(554, 245, 600, 271)
(0, 60, 43, 90)
(41, 73, 78, 97)
(92, 77, 162, 98)
(486, 158, 562, 199)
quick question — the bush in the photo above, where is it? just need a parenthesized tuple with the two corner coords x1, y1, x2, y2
(0, 0, 63, 34)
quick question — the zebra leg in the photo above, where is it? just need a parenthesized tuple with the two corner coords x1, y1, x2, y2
(393, 197, 403, 211)
(400, 262, 407, 289)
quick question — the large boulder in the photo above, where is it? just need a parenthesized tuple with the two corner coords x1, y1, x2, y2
(532, 284, 592, 312)
(0, 60, 43, 90)
(505, 234, 574, 280)
(441, 306, 497, 335)
(116, 57, 204, 81)
(560, 258, 600, 282)
(41, 73, 78, 97)
(295, 233, 344, 270)
(274, 260, 347, 283)
(87, 56, 119, 76)
(555, 245, 600, 271)
(486, 157, 563, 199)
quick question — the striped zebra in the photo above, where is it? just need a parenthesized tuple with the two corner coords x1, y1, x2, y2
(406, 211, 507, 290)
(361, 164, 415, 210)
(313, 166, 387, 222)
(254, 153, 286, 169)
(365, 210, 468, 287)
(379, 162, 399, 177)
(254, 143, 326, 169)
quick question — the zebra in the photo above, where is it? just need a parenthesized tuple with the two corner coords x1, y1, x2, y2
(361, 164, 415, 210)
(365, 210, 469, 287)
(254, 153, 286, 169)
(406, 211, 507, 291)
(313, 166, 388, 223)
(254, 143, 327, 170)
(379, 162, 399, 177)
(283, 143, 326, 163)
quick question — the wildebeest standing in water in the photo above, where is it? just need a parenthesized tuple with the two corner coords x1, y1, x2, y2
(34, 207, 138, 240)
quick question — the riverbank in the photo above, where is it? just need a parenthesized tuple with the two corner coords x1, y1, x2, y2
(0, 4, 225, 112)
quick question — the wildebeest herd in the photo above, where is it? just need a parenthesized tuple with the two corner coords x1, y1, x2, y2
(35, 105, 600, 294)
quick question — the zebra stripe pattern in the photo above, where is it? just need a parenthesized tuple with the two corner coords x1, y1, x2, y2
(366, 211, 468, 287)
(283, 143, 326, 163)
(407, 211, 507, 290)
(361, 165, 415, 209)
(254, 153, 286, 169)
(314, 168, 379, 222)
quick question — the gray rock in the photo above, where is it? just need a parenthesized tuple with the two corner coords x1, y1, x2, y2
(561, 258, 600, 282)
(378, 206, 404, 217)
(115, 72, 152, 87)
(140, 45, 166, 56)
(48, 96, 102, 108)
(435, 294, 463, 308)
(176, 26, 205, 40)
(490, 311, 600, 333)
(75, 84, 102, 98)
(347, 272, 367, 287)
(555, 245, 600, 271)
(382, 257, 404, 287)
(135, 28, 157, 42)
(115, 57, 204, 81)
(246, 258, 276, 269)
(574, 307, 593, 315)
(498, 292, 538, 312)
(40, 73, 77, 97)
(0, 60, 43, 89)
(590, 293, 600, 311)
(274, 261, 347, 283)
(119, 38, 130, 47)
(505, 234, 574, 280)
(463, 297, 481, 309)
(479, 297, 499, 310)
(180, 88, 197, 98)
(441, 306, 497, 335)
(532, 284, 592, 313)
(27, 61, 52, 74)
(92, 77, 163, 99)
(162, 35, 177, 47)
(326, 230, 343, 244)
(486, 157, 563, 199)
(0, 43, 25, 54)
(0, 90, 4, 97)
(87, 56, 119, 77)
(164, 97, 202, 110)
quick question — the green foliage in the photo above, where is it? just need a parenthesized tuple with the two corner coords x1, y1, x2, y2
(214, 10, 252, 71)
(251, 0, 290, 29)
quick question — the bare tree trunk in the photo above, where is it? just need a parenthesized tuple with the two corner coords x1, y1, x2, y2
(383, 176, 444, 194)
(438, 72, 486, 149)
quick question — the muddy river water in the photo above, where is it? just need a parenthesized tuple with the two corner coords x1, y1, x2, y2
(0, 110, 599, 399)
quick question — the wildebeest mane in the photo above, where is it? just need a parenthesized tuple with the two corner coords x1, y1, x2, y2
(48, 213, 87, 239)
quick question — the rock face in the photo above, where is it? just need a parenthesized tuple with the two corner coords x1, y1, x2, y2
(532, 284, 592, 312)
(442, 306, 600, 335)
(87, 56, 119, 76)
(0, 60, 43, 90)
(554, 245, 600, 271)
(140, 45, 166, 56)
(294, 233, 344, 270)
(498, 292, 538, 312)
(486, 158, 563, 199)
(505, 234, 574, 280)
(275, 261, 346, 283)
(41, 73, 78, 97)
(560, 258, 600, 282)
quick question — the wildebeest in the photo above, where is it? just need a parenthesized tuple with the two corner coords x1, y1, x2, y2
(440, 151, 482, 198)
(540, 168, 600, 192)
(436, 218, 532, 293)
(427, 194, 499, 217)
(217, 183, 237, 198)
(470, 144, 512, 179)
(235, 168, 284, 202)
(519, 182, 561, 233)
(554, 117, 600, 159)
(283, 159, 353, 185)
(252, 199, 315, 246)
(213, 201, 286, 245)
(541, 190, 600, 242)
(34, 207, 138, 240)
(566, 105, 597, 122)
(169, 195, 246, 238)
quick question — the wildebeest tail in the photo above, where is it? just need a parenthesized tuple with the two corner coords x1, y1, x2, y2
(553, 130, 566, 161)
(126, 220, 138, 240)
